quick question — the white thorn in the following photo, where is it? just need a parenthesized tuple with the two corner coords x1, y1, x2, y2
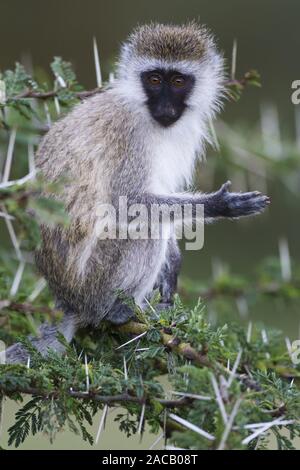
(236, 296, 249, 318)
(231, 39, 238, 80)
(278, 237, 292, 282)
(123, 355, 128, 381)
(2, 128, 17, 183)
(171, 391, 212, 401)
(28, 142, 36, 175)
(260, 102, 282, 158)
(10, 260, 26, 297)
(84, 354, 90, 393)
(144, 297, 159, 318)
(165, 445, 187, 450)
(261, 329, 268, 345)
(27, 278, 47, 302)
(54, 96, 61, 116)
(55, 75, 66, 88)
(218, 397, 242, 450)
(0, 341, 6, 365)
(210, 374, 228, 424)
(93, 37, 102, 88)
(0, 79, 6, 105)
(44, 102, 52, 128)
(149, 432, 164, 450)
(243, 419, 294, 430)
(138, 403, 146, 435)
(285, 337, 292, 358)
(242, 418, 294, 445)
(78, 349, 83, 360)
(3, 209, 23, 261)
(0, 211, 14, 221)
(95, 404, 108, 445)
(0, 170, 36, 190)
(246, 322, 252, 343)
(227, 349, 243, 388)
(169, 413, 215, 441)
(115, 331, 147, 350)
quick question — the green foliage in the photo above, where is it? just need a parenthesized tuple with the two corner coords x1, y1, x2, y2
(1, 63, 38, 100)
(1, 303, 300, 449)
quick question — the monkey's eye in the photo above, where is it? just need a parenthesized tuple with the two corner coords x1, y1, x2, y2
(171, 75, 186, 88)
(147, 74, 162, 86)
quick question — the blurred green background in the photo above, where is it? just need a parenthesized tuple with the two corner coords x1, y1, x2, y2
(1, 0, 299, 126)
(0, 0, 300, 449)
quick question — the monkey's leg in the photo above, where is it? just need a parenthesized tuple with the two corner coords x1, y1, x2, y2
(154, 237, 181, 308)
(4, 311, 77, 364)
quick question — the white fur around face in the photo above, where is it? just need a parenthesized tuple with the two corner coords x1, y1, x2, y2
(115, 52, 224, 194)
(147, 109, 205, 194)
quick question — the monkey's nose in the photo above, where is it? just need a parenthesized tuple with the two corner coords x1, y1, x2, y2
(152, 105, 179, 127)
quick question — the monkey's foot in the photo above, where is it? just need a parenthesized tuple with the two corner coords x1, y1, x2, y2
(4, 342, 29, 365)
(106, 302, 135, 325)
(213, 181, 270, 218)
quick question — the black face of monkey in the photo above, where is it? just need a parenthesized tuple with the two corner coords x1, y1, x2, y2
(141, 69, 195, 127)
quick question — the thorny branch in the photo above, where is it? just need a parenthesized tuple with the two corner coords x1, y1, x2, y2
(0, 384, 192, 409)
(12, 87, 103, 102)
(3, 72, 257, 106)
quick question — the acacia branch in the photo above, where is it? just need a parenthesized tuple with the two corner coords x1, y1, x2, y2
(116, 321, 211, 367)
(12, 87, 103, 102)
(0, 301, 59, 320)
(6, 73, 254, 106)
(0, 384, 191, 409)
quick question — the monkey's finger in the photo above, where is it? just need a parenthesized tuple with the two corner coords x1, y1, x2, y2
(242, 195, 270, 214)
(220, 180, 232, 192)
(227, 193, 270, 218)
(236, 190, 263, 200)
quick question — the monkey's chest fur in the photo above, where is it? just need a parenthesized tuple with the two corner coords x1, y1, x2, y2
(149, 113, 202, 194)
(35, 92, 202, 326)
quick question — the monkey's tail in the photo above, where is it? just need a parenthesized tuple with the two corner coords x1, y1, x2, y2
(3, 312, 77, 365)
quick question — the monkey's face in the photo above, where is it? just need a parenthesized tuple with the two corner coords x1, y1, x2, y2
(140, 69, 195, 127)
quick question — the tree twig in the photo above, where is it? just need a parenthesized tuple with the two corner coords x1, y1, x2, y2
(116, 321, 211, 368)
(0, 384, 192, 409)
(6, 74, 251, 106)
(12, 87, 104, 102)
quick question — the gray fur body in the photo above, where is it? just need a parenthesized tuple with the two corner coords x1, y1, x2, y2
(35, 90, 165, 326)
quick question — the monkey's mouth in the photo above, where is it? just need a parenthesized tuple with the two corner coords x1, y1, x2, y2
(152, 113, 180, 127)
(149, 103, 185, 127)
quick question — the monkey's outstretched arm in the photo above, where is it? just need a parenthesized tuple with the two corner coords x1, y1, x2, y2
(129, 181, 270, 220)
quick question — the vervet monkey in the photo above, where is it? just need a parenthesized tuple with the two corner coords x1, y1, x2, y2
(6, 23, 269, 363)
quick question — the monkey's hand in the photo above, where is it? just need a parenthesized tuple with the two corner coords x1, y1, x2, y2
(208, 181, 270, 219)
